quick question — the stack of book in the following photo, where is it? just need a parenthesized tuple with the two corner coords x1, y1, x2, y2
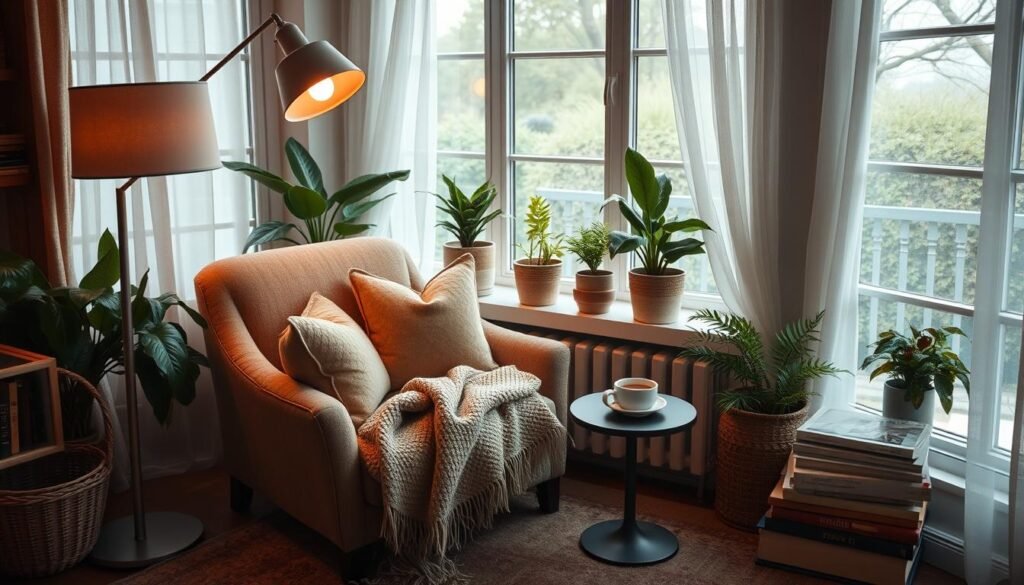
(757, 408, 932, 585)
(0, 134, 28, 184)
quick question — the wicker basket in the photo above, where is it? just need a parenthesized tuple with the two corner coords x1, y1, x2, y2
(0, 369, 113, 577)
(714, 404, 808, 531)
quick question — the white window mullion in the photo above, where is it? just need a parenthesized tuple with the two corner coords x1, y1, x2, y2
(604, 0, 631, 297)
(968, 0, 1022, 465)
(486, 0, 512, 283)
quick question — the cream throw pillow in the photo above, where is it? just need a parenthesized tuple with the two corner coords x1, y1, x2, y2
(349, 253, 498, 389)
(278, 292, 391, 426)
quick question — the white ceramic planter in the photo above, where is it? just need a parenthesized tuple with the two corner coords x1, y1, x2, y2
(513, 258, 563, 306)
(573, 270, 614, 315)
(628, 268, 685, 324)
(881, 380, 936, 425)
(443, 241, 495, 296)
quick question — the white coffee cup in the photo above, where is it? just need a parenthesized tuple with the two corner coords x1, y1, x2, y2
(603, 378, 659, 411)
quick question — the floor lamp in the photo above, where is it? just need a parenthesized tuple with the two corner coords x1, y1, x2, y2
(68, 13, 365, 568)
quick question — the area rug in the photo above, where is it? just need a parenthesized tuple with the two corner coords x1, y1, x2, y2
(115, 494, 825, 585)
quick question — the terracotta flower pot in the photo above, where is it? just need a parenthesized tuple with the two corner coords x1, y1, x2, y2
(715, 404, 809, 531)
(882, 380, 936, 425)
(628, 268, 685, 324)
(443, 241, 495, 296)
(513, 258, 563, 306)
(573, 270, 614, 315)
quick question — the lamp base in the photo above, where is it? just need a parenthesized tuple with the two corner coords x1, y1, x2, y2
(89, 512, 204, 568)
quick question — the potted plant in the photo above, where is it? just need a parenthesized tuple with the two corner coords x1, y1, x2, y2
(861, 326, 969, 425)
(680, 310, 846, 530)
(434, 175, 502, 295)
(565, 221, 614, 314)
(513, 194, 565, 307)
(603, 148, 711, 324)
(0, 230, 208, 437)
(224, 137, 409, 252)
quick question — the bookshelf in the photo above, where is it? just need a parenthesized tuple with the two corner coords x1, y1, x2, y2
(0, 345, 64, 471)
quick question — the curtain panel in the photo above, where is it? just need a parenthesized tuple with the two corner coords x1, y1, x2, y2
(68, 0, 254, 487)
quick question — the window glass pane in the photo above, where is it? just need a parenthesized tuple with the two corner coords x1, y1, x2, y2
(636, 0, 666, 49)
(860, 172, 980, 305)
(856, 297, 973, 438)
(636, 57, 681, 161)
(512, 0, 606, 51)
(881, 0, 995, 32)
(437, 0, 484, 53)
(1007, 183, 1024, 314)
(871, 35, 992, 167)
(513, 58, 605, 157)
(513, 161, 604, 276)
(435, 157, 488, 258)
(439, 58, 486, 152)
(997, 325, 1021, 450)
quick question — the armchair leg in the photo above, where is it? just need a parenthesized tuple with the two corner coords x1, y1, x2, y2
(230, 476, 253, 514)
(536, 478, 561, 514)
(339, 542, 381, 581)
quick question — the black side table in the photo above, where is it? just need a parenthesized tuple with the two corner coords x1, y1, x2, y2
(569, 392, 697, 566)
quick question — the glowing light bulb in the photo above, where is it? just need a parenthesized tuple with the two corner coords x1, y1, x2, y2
(307, 78, 335, 102)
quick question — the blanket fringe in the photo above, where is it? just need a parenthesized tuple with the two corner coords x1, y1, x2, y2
(378, 426, 566, 585)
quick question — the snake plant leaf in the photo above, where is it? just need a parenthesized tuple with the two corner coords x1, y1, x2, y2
(654, 173, 672, 219)
(617, 200, 647, 235)
(284, 185, 328, 220)
(329, 170, 411, 206)
(341, 193, 394, 222)
(285, 137, 326, 196)
(222, 161, 293, 194)
(243, 221, 299, 253)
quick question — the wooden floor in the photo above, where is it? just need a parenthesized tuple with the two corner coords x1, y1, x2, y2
(14, 464, 964, 585)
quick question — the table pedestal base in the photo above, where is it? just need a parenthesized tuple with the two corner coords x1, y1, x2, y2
(579, 519, 678, 566)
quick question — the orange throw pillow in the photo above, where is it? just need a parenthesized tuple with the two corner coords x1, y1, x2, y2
(349, 253, 498, 389)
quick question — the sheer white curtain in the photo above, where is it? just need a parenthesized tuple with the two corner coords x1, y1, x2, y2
(1011, 348, 1024, 583)
(341, 0, 437, 273)
(662, 0, 784, 338)
(69, 0, 253, 487)
(803, 0, 880, 411)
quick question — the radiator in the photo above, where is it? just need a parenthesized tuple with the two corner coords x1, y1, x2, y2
(504, 325, 718, 496)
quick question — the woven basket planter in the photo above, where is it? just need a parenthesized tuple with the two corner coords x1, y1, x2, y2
(0, 370, 113, 577)
(715, 404, 808, 531)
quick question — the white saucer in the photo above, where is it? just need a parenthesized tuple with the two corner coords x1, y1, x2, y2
(606, 395, 667, 418)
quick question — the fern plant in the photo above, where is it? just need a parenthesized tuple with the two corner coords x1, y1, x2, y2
(434, 175, 501, 247)
(517, 195, 564, 264)
(679, 310, 847, 415)
(566, 222, 611, 272)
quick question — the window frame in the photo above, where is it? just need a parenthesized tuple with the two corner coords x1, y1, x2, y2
(857, 2, 1024, 477)
(454, 0, 725, 310)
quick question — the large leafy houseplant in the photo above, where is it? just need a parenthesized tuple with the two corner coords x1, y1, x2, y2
(224, 138, 410, 252)
(679, 309, 846, 529)
(602, 148, 710, 275)
(0, 230, 208, 435)
(434, 175, 502, 296)
(861, 325, 969, 416)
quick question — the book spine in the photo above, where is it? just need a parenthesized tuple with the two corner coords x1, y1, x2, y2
(9, 381, 19, 454)
(0, 385, 9, 458)
(798, 431, 912, 459)
(763, 517, 916, 559)
(771, 506, 920, 544)
(794, 485, 923, 507)
(793, 475, 931, 501)
(18, 380, 32, 452)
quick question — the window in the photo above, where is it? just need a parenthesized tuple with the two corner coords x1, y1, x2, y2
(856, 0, 1022, 466)
(68, 0, 256, 300)
(434, 0, 718, 302)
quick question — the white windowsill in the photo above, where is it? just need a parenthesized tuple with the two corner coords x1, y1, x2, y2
(479, 285, 705, 347)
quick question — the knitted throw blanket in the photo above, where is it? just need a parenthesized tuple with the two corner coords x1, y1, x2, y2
(357, 365, 564, 581)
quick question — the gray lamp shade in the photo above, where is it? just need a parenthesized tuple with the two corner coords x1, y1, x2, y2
(69, 81, 221, 179)
(275, 23, 366, 122)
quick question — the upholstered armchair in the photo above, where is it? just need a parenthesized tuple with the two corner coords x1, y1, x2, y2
(193, 238, 568, 576)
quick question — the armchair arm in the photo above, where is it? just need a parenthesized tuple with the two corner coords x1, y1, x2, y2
(195, 279, 380, 551)
(483, 321, 570, 424)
